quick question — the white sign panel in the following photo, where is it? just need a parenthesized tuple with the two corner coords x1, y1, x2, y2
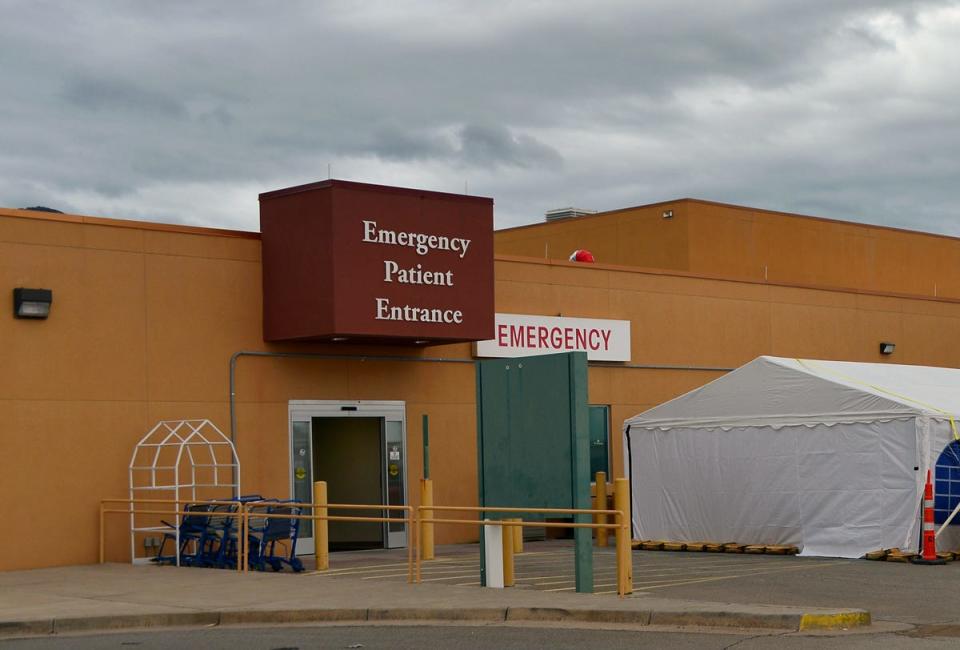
(475, 313, 631, 361)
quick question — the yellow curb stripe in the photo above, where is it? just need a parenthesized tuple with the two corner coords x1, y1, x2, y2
(799, 611, 871, 630)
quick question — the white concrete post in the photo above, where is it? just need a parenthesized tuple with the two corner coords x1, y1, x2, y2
(483, 520, 504, 588)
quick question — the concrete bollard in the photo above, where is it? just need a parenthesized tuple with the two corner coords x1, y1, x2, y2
(483, 520, 504, 588)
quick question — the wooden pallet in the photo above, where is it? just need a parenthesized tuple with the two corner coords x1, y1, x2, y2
(865, 547, 954, 562)
(764, 545, 800, 555)
(885, 549, 917, 563)
(631, 540, 800, 555)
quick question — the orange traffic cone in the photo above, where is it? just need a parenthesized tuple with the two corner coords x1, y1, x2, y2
(912, 470, 946, 565)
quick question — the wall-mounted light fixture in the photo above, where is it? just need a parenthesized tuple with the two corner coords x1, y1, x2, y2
(662, 210, 674, 219)
(13, 288, 52, 319)
(879, 342, 896, 355)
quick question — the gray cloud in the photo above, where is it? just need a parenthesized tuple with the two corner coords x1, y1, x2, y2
(363, 126, 452, 162)
(457, 124, 563, 169)
(1, 0, 958, 234)
(62, 77, 187, 118)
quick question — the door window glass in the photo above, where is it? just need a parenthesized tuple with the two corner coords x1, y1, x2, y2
(385, 420, 405, 534)
(291, 420, 313, 538)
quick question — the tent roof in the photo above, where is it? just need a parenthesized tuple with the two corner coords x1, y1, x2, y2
(625, 356, 960, 430)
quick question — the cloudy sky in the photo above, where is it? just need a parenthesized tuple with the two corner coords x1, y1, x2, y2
(2, 0, 959, 234)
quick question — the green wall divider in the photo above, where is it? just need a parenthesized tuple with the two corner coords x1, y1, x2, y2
(476, 351, 592, 593)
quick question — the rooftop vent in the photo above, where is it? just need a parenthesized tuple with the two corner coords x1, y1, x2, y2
(545, 207, 597, 222)
(21, 206, 64, 214)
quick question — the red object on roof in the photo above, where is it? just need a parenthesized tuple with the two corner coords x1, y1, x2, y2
(569, 249, 595, 263)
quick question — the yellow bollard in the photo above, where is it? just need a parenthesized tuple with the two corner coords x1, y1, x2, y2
(595, 471, 609, 548)
(416, 512, 423, 583)
(502, 521, 515, 587)
(420, 478, 435, 561)
(614, 478, 633, 595)
(99, 502, 105, 564)
(512, 518, 523, 554)
(314, 481, 329, 571)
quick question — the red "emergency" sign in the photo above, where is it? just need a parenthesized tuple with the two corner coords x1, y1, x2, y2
(476, 314, 631, 361)
(497, 324, 613, 352)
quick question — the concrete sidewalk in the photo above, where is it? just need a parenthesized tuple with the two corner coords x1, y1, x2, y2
(0, 561, 870, 638)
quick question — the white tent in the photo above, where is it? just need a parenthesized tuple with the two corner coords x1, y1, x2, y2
(623, 356, 960, 558)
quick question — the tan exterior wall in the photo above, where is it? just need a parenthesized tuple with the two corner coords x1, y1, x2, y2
(5, 205, 960, 570)
(494, 256, 960, 480)
(496, 199, 960, 299)
(494, 202, 690, 272)
(0, 208, 480, 570)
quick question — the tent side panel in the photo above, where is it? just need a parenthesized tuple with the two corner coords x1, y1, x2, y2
(796, 418, 916, 556)
(629, 425, 801, 546)
(627, 418, 918, 558)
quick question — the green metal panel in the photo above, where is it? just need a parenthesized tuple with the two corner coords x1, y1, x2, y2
(477, 351, 592, 592)
(422, 414, 430, 480)
(589, 405, 610, 478)
(567, 353, 592, 593)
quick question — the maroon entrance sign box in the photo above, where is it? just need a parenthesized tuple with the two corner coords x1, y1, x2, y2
(260, 180, 494, 343)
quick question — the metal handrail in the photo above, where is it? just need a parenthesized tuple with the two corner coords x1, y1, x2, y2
(428, 505, 622, 515)
(416, 504, 630, 597)
(235, 503, 415, 582)
(100, 498, 416, 582)
(100, 503, 248, 572)
(102, 498, 630, 595)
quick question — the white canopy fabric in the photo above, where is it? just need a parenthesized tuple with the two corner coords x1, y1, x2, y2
(624, 356, 960, 558)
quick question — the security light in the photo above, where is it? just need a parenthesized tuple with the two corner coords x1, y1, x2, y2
(13, 288, 52, 319)
(880, 342, 896, 355)
(662, 210, 674, 219)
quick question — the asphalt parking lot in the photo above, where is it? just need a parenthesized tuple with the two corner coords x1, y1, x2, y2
(304, 540, 960, 627)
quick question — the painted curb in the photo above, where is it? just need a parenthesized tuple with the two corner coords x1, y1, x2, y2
(0, 605, 873, 637)
(799, 611, 872, 630)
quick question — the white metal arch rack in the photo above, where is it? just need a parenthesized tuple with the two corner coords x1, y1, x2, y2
(128, 419, 240, 565)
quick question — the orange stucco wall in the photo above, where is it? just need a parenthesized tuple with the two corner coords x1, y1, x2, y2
(0, 207, 482, 570)
(495, 199, 960, 299)
(4, 204, 960, 570)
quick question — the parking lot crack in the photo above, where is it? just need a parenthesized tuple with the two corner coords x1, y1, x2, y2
(722, 630, 789, 649)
